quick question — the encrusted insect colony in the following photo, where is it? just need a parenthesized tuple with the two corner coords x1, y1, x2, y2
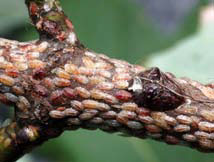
(1, 0, 214, 161)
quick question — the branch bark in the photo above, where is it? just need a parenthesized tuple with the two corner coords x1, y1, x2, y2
(0, 0, 214, 161)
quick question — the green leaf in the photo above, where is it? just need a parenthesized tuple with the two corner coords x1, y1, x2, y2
(34, 130, 150, 162)
(0, 0, 28, 35)
(148, 23, 214, 83)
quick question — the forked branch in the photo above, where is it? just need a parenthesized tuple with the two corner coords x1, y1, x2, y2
(0, 0, 214, 161)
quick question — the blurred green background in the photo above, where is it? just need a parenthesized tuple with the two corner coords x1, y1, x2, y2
(1, 0, 214, 162)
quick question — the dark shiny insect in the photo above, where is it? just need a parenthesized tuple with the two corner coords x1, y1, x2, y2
(129, 67, 185, 111)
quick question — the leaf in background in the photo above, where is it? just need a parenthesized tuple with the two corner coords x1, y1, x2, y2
(0, 0, 28, 36)
(130, 139, 160, 162)
(33, 130, 150, 162)
(147, 15, 214, 83)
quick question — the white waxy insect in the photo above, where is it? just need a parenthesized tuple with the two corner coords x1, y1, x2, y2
(10, 54, 26, 62)
(72, 75, 89, 84)
(75, 87, 91, 98)
(199, 139, 214, 149)
(0, 49, 3, 56)
(90, 89, 118, 104)
(78, 67, 94, 76)
(49, 110, 65, 119)
(151, 112, 170, 130)
(114, 80, 129, 89)
(67, 32, 77, 44)
(15, 62, 28, 71)
(28, 60, 45, 69)
(97, 82, 114, 90)
(118, 110, 137, 120)
(56, 68, 71, 79)
(115, 68, 129, 73)
(54, 78, 70, 87)
(96, 69, 111, 78)
(100, 111, 117, 119)
(199, 121, 214, 132)
(44, 3, 51, 12)
(95, 61, 112, 70)
(4, 93, 18, 102)
(138, 116, 154, 124)
(85, 51, 96, 58)
(27, 52, 40, 59)
(128, 76, 142, 93)
(174, 124, 190, 132)
(17, 96, 30, 111)
(79, 110, 98, 120)
(0, 75, 15, 86)
(175, 105, 198, 115)
(195, 131, 210, 139)
(82, 100, 110, 111)
(0, 62, 13, 69)
(37, 41, 49, 52)
(182, 134, 197, 142)
(89, 76, 106, 85)
(164, 115, 177, 126)
(176, 115, 192, 125)
(0, 56, 5, 63)
(64, 108, 79, 117)
(82, 56, 95, 69)
(70, 100, 83, 111)
(200, 110, 214, 122)
(90, 89, 107, 100)
(117, 110, 137, 124)
(64, 64, 78, 74)
(113, 73, 131, 82)
(121, 102, 138, 111)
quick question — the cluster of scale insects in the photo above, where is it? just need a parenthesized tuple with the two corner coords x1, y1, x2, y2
(1, 37, 214, 150)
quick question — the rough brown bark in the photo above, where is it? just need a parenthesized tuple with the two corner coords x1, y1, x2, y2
(1, 0, 214, 161)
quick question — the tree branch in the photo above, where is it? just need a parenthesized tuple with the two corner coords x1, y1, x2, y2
(25, 0, 77, 42)
(0, 0, 214, 161)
